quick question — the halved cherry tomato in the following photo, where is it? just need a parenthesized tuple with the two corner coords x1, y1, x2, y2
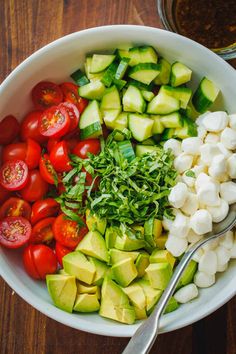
(49, 141, 72, 173)
(0, 197, 31, 220)
(55, 241, 71, 266)
(21, 111, 47, 144)
(60, 82, 88, 114)
(2, 142, 27, 163)
(25, 138, 42, 169)
(0, 115, 20, 145)
(0, 184, 12, 204)
(59, 102, 80, 132)
(31, 198, 60, 225)
(47, 137, 60, 154)
(0, 160, 29, 191)
(30, 217, 56, 244)
(32, 81, 63, 111)
(23, 244, 57, 279)
(20, 169, 48, 202)
(0, 216, 31, 248)
(39, 106, 70, 139)
(53, 214, 88, 249)
(72, 139, 101, 159)
(39, 154, 59, 185)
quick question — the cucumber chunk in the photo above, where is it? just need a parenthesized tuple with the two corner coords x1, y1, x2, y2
(151, 115, 165, 134)
(90, 54, 116, 73)
(128, 63, 161, 85)
(129, 114, 154, 142)
(101, 62, 119, 87)
(174, 117, 197, 139)
(160, 85, 192, 109)
(147, 92, 180, 115)
(103, 109, 122, 129)
(71, 69, 89, 86)
(85, 57, 104, 82)
(100, 85, 121, 110)
(170, 62, 192, 87)
(79, 81, 105, 100)
(161, 128, 175, 141)
(154, 58, 171, 85)
(115, 58, 130, 79)
(123, 85, 146, 113)
(118, 140, 136, 162)
(136, 145, 161, 157)
(192, 77, 220, 113)
(79, 100, 103, 139)
(117, 46, 158, 66)
(160, 112, 183, 128)
(113, 78, 127, 91)
(141, 90, 155, 102)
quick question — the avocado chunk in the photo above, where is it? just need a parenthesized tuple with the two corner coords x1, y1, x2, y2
(58, 268, 68, 275)
(155, 234, 168, 249)
(86, 209, 107, 235)
(73, 293, 100, 312)
(134, 306, 147, 320)
(176, 260, 197, 290)
(150, 249, 176, 269)
(76, 230, 109, 263)
(105, 227, 118, 249)
(164, 297, 179, 314)
(112, 258, 138, 287)
(144, 218, 162, 247)
(88, 256, 109, 286)
(77, 281, 99, 294)
(115, 233, 145, 251)
(63, 251, 96, 285)
(137, 279, 162, 313)
(122, 283, 146, 309)
(109, 248, 139, 264)
(135, 253, 150, 277)
(46, 274, 77, 313)
(145, 262, 172, 290)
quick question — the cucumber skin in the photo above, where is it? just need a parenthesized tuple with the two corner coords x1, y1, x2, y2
(80, 122, 103, 140)
(192, 87, 213, 113)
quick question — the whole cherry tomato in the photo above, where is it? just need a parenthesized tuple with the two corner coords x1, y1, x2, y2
(72, 139, 100, 159)
(21, 111, 47, 144)
(0, 115, 20, 145)
(32, 81, 63, 111)
(20, 169, 48, 202)
(2, 142, 26, 163)
(31, 198, 60, 225)
(0, 197, 31, 220)
(25, 138, 42, 169)
(55, 241, 71, 266)
(0, 216, 31, 249)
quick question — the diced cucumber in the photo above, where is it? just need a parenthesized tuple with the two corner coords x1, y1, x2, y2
(117, 46, 158, 66)
(136, 145, 161, 157)
(101, 62, 119, 87)
(142, 138, 156, 145)
(128, 63, 161, 85)
(100, 85, 121, 110)
(128, 79, 154, 91)
(161, 128, 175, 141)
(90, 54, 116, 73)
(147, 92, 180, 114)
(170, 62, 192, 87)
(103, 109, 122, 129)
(128, 114, 154, 142)
(79, 100, 103, 139)
(160, 112, 183, 128)
(192, 77, 220, 113)
(85, 57, 104, 82)
(123, 85, 146, 113)
(80, 122, 102, 140)
(79, 81, 105, 100)
(139, 46, 158, 64)
(141, 90, 155, 102)
(113, 78, 127, 91)
(151, 115, 165, 134)
(113, 112, 128, 130)
(71, 69, 90, 86)
(118, 140, 136, 162)
(160, 85, 192, 109)
(154, 58, 171, 85)
(174, 117, 197, 139)
(115, 58, 130, 79)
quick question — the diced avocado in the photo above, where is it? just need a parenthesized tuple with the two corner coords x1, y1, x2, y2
(76, 230, 109, 263)
(145, 262, 172, 290)
(77, 281, 99, 294)
(109, 249, 139, 264)
(115, 233, 145, 251)
(144, 218, 163, 248)
(73, 293, 100, 312)
(88, 256, 109, 286)
(85, 209, 107, 235)
(58, 268, 68, 275)
(105, 226, 119, 249)
(137, 279, 163, 313)
(164, 297, 179, 314)
(46, 274, 77, 313)
(112, 258, 138, 287)
(134, 306, 147, 320)
(135, 253, 150, 277)
(150, 249, 176, 269)
(176, 260, 197, 290)
(63, 251, 96, 285)
(155, 234, 168, 249)
(122, 283, 146, 309)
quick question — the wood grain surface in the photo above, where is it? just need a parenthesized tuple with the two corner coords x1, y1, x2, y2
(0, 1, 235, 353)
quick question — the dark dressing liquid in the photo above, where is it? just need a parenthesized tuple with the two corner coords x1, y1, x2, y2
(173, 0, 236, 49)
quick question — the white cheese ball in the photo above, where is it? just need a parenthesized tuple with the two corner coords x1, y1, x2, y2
(165, 235, 188, 257)
(197, 126, 207, 140)
(181, 137, 203, 155)
(196, 111, 211, 126)
(198, 250, 217, 275)
(215, 245, 231, 267)
(202, 111, 228, 132)
(195, 172, 212, 191)
(174, 284, 198, 304)
(174, 153, 193, 174)
(170, 212, 190, 238)
(230, 239, 236, 258)
(228, 113, 236, 129)
(181, 192, 199, 216)
(162, 216, 173, 231)
(201, 239, 219, 252)
(163, 138, 182, 157)
(204, 133, 220, 144)
(200, 143, 221, 166)
(208, 154, 227, 180)
(220, 181, 236, 204)
(182, 171, 196, 188)
(194, 271, 215, 288)
(217, 142, 232, 158)
(220, 127, 236, 150)
(192, 248, 204, 262)
(190, 209, 213, 235)
(192, 164, 207, 177)
(227, 154, 236, 178)
(217, 262, 228, 272)
(168, 182, 188, 208)
(219, 231, 234, 250)
(207, 198, 229, 223)
(197, 182, 220, 207)
(187, 230, 203, 244)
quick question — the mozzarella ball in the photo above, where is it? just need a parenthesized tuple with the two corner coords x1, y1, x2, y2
(204, 133, 220, 144)
(202, 111, 228, 132)
(230, 240, 236, 258)
(181, 192, 199, 216)
(163, 138, 182, 157)
(202, 239, 219, 251)
(192, 248, 204, 262)
(227, 154, 236, 178)
(168, 182, 188, 208)
(187, 230, 203, 243)
(194, 271, 215, 288)
(200, 143, 221, 166)
(162, 216, 173, 231)
(197, 126, 207, 140)
(197, 182, 220, 207)
(207, 198, 229, 223)
(215, 245, 231, 266)
(196, 111, 211, 126)
(192, 164, 207, 177)
(217, 262, 228, 272)
(181, 137, 203, 155)
(174, 153, 193, 174)
(170, 212, 190, 238)
(219, 231, 234, 250)
(195, 172, 211, 191)
(174, 284, 198, 304)
(182, 171, 195, 188)
(220, 181, 236, 204)
(208, 154, 227, 180)
(190, 209, 213, 235)
(217, 142, 232, 158)
(165, 235, 188, 257)
(228, 113, 236, 130)
(198, 250, 217, 275)
(220, 127, 236, 150)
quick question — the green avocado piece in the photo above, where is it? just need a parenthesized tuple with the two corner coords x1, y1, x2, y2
(137, 279, 162, 313)
(115, 233, 145, 251)
(134, 306, 147, 320)
(46, 274, 77, 313)
(155, 235, 168, 250)
(176, 260, 197, 290)
(112, 258, 138, 287)
(88, 256, 109, 286)
(122, 283, 146, 309)
(76, 230, 109, 263)
(164, 297, 179, 314)
(105, 227, 118, 249)
(63, 251, 96, 285)
(145, 262, 172, 290)
(135, 253, 150, 277)
(73, 293, 100, 312)
(58, 268, 69, 275)
(86, 209, 107, 235)
(144, 218, 162, 247)
(77, 281, 98, 294)
(150, 249, 176, 269)
(109, 249, 139, 264)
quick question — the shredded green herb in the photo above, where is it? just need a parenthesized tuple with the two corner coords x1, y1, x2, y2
(185, 170, 196, 178)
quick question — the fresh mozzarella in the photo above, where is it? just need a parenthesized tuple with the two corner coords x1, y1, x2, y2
(202, 111, 228, 132)
(227, 154, 236, 178)
(200, 143, 221, 166)
(208, 154, 227, 180)
(182, 171, 196, 188)
(197, 182, 220, 207)
(195, 172, 212, 191)
(197, 126, 207, 140)
(216, 262, 228, 272)
(174, 153, 193, 174)
(220, 181, 236, 204)
(220, 127, 236, 150)
(168, 182, 188, 208)
(190, 209, 212, 235)
(215, 245, 231, 266)
(192, 248, 204, 262)
(196, 111, 211, 126)
(228, 113, 236, 130)
(181, 192, 199, 216)
(163, 138, 182, 157)
(162, 216, 173, 231)
(174, 284, 198, 303)
(230, 239, 236, 258)
(170, 212, 190, 238)
(217, 142, 232, 158)
(181, 137, 202, 155)
(207, 198, 229, 222)
(204, 133, 220, 144)
(194, 271, 215, 288)
(165, 234, 188, 257)
(187, 230, 202, 244)
(192, 164, 207, 177)
(202, 239, 219, 252)
(219, 231, 234, 250)
(198, 250, 217, 275)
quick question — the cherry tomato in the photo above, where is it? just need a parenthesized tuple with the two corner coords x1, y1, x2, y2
(0, 197, 31, 220)
(0, 115, 20, 145)
(60, 82, 88, 114)
(20, 169, 48, 202)
(49, 141, 72, 173)
(32, 81, 63, 111)
(39, 154, 59, 185)
(23, 244, 57, 279)
(65, 137, 79, 152)
(0, 184, 12, 204)
(72, 139, 100, 159)
(30, 217, 56, 244)
(57, 183, 66, 195)
(25, 138, 42, 169)
(0, 160, 29, 191)
(0, 216, 31, 249)
(55, 242, 71, 266)
(39, 106, 70, 139)
(53, 214, 88, 249)
(59, 102, 80, 132)
(2, 142, 27, 163)
(31, 198, 60, 225)
(21, 111, 47, 144)
(47, 138, 60, 154)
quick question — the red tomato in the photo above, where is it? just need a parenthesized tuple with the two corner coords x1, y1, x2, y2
(65, 137, 79, 152)
(0, 115, 20, 145)
(2, 142, 27, 163)
(49, 141, 72, 173)
(60, 82, 88, 114)
(20, 169, 48, 202)
(0, 216, 31, 248)
(39, 154, 58, 185)
(30, 217, 56, 244)
(55, 241, 71, 266)
(23, 244, 57, 279)
(53, 214, 88, 249)
(21, 111, 47, 144)
(39, 106, 70, 139)
(32, 81, 63, 111)
(0, 184, 12, 204)
(25, 138, 41, 169)
(0, 197, 31, 220)
(72, 139, 100, 159)
(0, 160, 29, 191)
(57, 183, 66, 195)
(59, 102, 80, 132)
(47, 138, 60, 154)
(31, 198, 60, 225)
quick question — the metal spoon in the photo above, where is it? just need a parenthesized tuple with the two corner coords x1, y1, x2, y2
(122, 203, 236, 354)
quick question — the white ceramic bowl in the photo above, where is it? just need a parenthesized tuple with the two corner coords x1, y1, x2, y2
(0, 25, 236, 337)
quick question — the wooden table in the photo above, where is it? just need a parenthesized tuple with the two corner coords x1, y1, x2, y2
(0, 1, 235, 353)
